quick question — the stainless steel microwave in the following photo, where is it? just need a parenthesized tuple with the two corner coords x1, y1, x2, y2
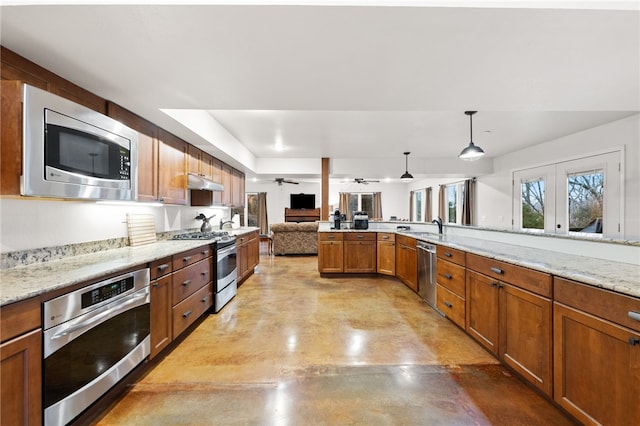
(22, 84, 138, 201)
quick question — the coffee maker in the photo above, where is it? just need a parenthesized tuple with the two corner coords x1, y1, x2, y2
(332, 209, 341, 229)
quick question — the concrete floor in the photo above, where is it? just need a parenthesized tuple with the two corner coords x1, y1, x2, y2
(93, 253, 575, 425)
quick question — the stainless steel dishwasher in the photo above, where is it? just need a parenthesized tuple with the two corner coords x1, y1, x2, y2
(417, 241, 438, 309)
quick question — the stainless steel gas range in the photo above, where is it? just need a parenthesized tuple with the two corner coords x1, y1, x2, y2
(173, 231, 237, 312)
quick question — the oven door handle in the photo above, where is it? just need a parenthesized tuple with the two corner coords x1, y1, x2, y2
(44, 288, 149, 358)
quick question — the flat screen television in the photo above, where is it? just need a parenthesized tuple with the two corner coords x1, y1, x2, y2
(290, 193, 315, 209)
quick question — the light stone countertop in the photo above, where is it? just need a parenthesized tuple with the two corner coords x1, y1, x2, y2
(0, 228, 259, 306)
(320, 229, 640, 299)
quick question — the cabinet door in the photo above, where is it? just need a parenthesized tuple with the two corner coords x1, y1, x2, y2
(554, 303, 640, 426)
(200, 152, 214, 180)
(248, 235, 260, 270)
(150, 274, 172, 359)
(221, 164, 233, 206)
(396, 244, 417, 292)
(0, 329, 42, 426)
(318, 241, 343, 273)
(232, 169, 245, 208)
(500, 283, 553, 397)
(344, 241, 376, 273)
(158, 129, 187, 205)
(107, 102, 158, 202)
(237, 242, 249, 282)
(377, 241, 396, 276)
(466, 270, 499, 355)
(188, 145, 201, 176)
(211, 159, 223, 205)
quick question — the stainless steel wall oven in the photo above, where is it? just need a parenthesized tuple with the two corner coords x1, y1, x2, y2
(43, 268, 150, 426)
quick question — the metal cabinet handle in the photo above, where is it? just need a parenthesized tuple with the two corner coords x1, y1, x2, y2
(202, 296, 210, 303)
(153, 283, 159, 288)
(201, 271, 208, 276)
(444, 301, 453, 308)
(490, 267, 504, 275)
(183, 256, 192, 262)
(182, 280, 191, 286)
(183, 310, 192, 318)
(328, 235, 335, 239)
(357, 235, 364, 238)
(491, 282, 499, 287)
(157, 264, 169, 272)
(629, 311, 640, 322)
(202, 250, 209, 256)
(629, 337, 640, 346)
(444, 252, 452, 257)
(444, 273, 452, 279)
(383, 236, 389, 240)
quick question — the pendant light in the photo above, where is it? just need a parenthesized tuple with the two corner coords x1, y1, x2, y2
(400, 151, 414, 182)
(458, 111, 485, 161)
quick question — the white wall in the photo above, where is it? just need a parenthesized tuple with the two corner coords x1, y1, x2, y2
(0, 198, 231, 253)
(409, 114, 640, 240)
(244, 180, 410, 226)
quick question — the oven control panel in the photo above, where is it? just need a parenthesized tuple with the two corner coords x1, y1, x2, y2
(81, 277, 134, 308)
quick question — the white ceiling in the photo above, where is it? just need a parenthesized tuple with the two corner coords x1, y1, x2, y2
(1, 2, 638, 182)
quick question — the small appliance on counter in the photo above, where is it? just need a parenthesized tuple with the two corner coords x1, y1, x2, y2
(332, 209, 341, 229)
(352, 211, 369, 229)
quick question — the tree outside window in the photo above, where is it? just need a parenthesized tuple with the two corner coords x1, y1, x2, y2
(521, 179, 545, 230)
(568, 171, 603, 233)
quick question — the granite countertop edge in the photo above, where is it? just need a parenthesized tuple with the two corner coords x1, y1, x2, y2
(319, 229, 640, 299)
(0, 228, 260, 306)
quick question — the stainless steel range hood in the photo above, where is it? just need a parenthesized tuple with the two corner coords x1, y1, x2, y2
(187, 173, 224, 192)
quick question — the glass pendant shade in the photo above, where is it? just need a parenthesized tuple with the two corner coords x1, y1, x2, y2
(459, 111, 485, 161)
(400, 152, 413, 181)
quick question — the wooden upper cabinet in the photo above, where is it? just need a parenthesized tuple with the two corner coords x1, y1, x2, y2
(106, 102, 158, 202)
(188, 145, 201, 176)
(0, 81, 23, 195)
(220, 164, 233, 206)
(232, 169, 245, 208)
(200, 152, 214, 180)
(158, 129, 187, 205)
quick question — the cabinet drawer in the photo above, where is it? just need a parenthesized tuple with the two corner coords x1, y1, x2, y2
(150, 257, 173, 280)
(344, 232, 376, 241)
(437, 260, 465, 297)
(437, 245, 466, 266)
(555, 277, 640, 332)
(172, 245, 212, 270)
(377, 232, 395, 242)
(318, 232, 344, 242)
(437, 284, 466, 329)
(236, 231, 258, 245)
(172, 284, 212, 337)
(172, 258, 212, 305)
(466, 253, 551, 298)
(396, 235, 416, 248)
(0, 297, 41, 343)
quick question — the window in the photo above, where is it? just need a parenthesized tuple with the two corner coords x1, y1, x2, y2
(513, 151, 621, 238)
(444, 183, 465, 224)
(411, 189, 426, 221)
(246, 193, 258, 227)
(349, 193, 374, 217)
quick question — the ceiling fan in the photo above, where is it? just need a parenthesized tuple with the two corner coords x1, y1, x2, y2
(354, 178, 380, 185)
(274, 177, 299, 186)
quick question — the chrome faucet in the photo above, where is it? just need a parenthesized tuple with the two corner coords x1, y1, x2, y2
(219, 219, 234, 230)
(432, 217, 443, 234)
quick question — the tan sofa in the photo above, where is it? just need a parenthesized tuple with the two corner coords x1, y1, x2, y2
(271, 222, 319, 255)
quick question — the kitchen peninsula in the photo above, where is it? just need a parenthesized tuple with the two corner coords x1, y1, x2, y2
(317, 223, 640, 425)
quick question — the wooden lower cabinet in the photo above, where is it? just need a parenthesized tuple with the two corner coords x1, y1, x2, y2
(466, 270, 500, 355)
(343, 233, 376, 273)
(395, 235, 417, 292)
(150, 273, 172, 359)
(500, 282, 552, 396)
(553, 278, 640, 425)
(376, 233, 396, 276)
(318, 232, 344, 273)
(466, 267, 553, 397)
(172, 284, 213, 338)
(237, 231, 259, 284)
(0, 329, 42, 426)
